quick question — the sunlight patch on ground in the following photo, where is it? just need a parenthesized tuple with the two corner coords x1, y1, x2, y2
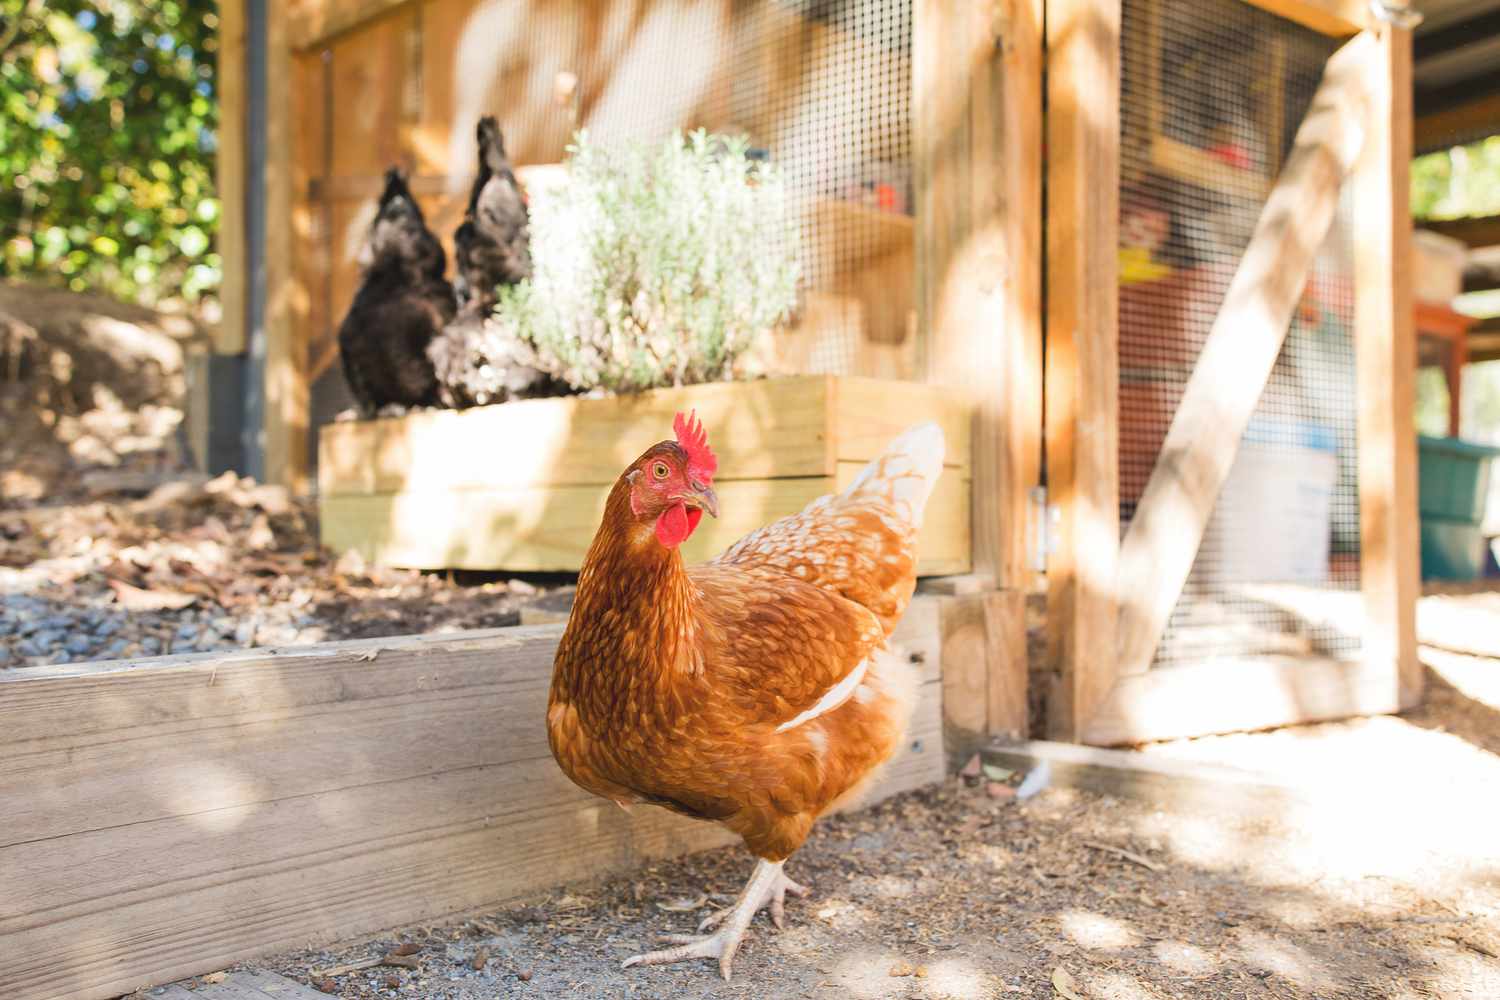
(1231, 929, 1334, 991)
(1059, 910, 1141, 951)
(919, 957, 1000, 999)
(870, 874, 917, 899)
(1150, 939, 1216, 977)
(1087, 970, 1175, 999)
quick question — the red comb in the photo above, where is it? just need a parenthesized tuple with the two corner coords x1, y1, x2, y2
(673, 410, 717, 481)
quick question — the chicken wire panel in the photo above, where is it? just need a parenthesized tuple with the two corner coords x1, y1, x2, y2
(1118, 0, 1361, 670)
(500, 0, 917, 378)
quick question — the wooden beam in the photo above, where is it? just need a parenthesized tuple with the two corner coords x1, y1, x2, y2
(289, 0, 414, 50)
(914, 0, 1045, 591)
(1044, 0, 1121, 740)
(1416, 67, 1500, 121)
(1112, 34, 1380, 680)
(1470, 331, 1500, 363)
(914, 0, 1041, 741)
(997, 0, 1045, 595)
(1238, 0, 1367, 37)
(1416, 92, 1500, 155)
(0, 614, 945, 1000)
(1422, 214, 1500, 250)
(214, 0, 248, 355)
(1354, 23, 1422, 709)
(263, 0, 310, 492)
(1083, 655, 1395, 744)
(984, 740, 1321, 819)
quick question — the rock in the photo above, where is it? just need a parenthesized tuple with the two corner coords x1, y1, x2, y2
(31, 628, 65, 650)
(141, 636, 161, 655)
(95, 619, 119, 637)
(104, 639, 129, 658)
(64, 635, 93, 656)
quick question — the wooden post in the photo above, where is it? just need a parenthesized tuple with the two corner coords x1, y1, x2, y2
(215, 0, 248, 356)
(1353, 22, 1421, 708)
(1044, 0, 1122, 740)
(914, 0, 1041, 745)
(263, 0, 310, 492)
(1112, 34, 1380, 679)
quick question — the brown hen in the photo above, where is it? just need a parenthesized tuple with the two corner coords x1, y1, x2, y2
(547, 411, 944, 979)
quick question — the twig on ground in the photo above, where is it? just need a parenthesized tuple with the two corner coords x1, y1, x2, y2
(309, 956, 381, 977)
(1081, 840, 1164, 872)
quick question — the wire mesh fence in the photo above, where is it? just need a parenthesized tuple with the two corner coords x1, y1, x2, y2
(1118, 0, 1362, 669)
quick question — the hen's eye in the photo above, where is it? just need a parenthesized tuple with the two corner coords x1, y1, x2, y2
(652, 462, 670, 480)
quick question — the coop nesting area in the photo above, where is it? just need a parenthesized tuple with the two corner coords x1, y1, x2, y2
(297, 0, 927, 443)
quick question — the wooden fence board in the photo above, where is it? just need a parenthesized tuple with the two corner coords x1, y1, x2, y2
(0, 616, 943, 1000)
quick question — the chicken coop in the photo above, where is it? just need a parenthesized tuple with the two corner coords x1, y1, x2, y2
(204, 0, 1423, 748)
(0, 1, 1422, 997)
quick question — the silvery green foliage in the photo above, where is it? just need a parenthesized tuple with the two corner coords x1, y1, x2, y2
(494, 130, 800, 393)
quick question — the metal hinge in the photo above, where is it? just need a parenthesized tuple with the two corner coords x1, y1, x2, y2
(1029, 486, 1060, 573)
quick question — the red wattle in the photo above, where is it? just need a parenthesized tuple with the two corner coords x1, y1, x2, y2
(655, 503, 691, 548)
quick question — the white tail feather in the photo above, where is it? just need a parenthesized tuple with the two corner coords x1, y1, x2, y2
(842, 422, 946, 528)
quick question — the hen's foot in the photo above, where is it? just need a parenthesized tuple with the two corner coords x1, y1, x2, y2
(698, 867, 808, 932)
(622, 859, 804, 980)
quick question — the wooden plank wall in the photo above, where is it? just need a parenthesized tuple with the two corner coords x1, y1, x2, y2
(0, 604, 945, 1000)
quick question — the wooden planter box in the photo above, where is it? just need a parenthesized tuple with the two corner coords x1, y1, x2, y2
(319, 375, 972, 575)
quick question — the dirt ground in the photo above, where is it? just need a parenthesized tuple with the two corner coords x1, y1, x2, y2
(140, 629, 1492, 1000)
(211, 719, 1495, 1000)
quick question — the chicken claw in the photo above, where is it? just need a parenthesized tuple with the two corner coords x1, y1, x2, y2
(698, 868, 808, 932)
(623, 859, 803, 980)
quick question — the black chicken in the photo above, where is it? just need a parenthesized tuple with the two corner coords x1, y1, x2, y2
(428, 116, 558, 407)
(338, 169, 455, 417)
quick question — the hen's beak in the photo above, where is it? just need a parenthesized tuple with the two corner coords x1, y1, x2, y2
(687, 485, 719, 519)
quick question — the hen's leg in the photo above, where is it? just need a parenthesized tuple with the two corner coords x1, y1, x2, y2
(698, 866, 808, 931)
(621, 859, 805, 980)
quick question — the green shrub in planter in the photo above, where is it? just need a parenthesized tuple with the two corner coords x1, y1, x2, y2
(494, 130, 800, 393)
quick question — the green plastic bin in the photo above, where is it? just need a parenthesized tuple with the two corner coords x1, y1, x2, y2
(1417, 435, 1500, 580)
(1418, 435, 1500, 523)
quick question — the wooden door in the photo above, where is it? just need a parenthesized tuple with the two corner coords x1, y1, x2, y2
(1044, 0, 1420, 744)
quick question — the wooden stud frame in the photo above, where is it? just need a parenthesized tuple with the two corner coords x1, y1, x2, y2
(1045, 0, 1420, 744)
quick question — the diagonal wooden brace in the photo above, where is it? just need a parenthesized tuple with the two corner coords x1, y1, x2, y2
(1113, 32, 1380, 679)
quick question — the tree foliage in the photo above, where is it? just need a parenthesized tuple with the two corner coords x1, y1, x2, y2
(0, 0, 219, 307)
(1412, 136, 1500, 222)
